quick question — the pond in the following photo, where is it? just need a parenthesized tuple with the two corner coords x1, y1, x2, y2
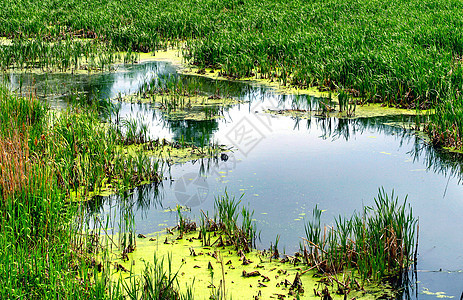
(4, 61, 463, 299)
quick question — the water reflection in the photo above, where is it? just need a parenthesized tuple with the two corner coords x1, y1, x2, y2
(85, 182, 165, 216)
(410, 142, 463, 185)
(4, 60, 463, 298)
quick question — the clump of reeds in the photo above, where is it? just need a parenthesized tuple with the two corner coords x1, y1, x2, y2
(303, 188, 417, 284)
(120, 254, 193, 300)
(426, 90, 463, 150)
(198, 191, 256, 252)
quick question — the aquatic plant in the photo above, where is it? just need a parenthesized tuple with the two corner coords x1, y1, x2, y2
(0, 88, 174, 298)
(426, 91, 463, 149)
(303, 189, 417, 285)
(199, 191, 258, 252)
(121, 254, 193, 300)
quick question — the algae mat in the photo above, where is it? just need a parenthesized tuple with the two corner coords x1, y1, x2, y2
(264, 103, 428, 120)
(111, 231, 397, 299)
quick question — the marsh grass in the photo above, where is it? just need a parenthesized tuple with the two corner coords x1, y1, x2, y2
(0, 88, 185, 298)
(196, 191, 257, 252)
(3, 0, 463, 146)
(426, 91, 463, 149)
(0, 38, 119, 72)
(303, 189, 417, 286)
(0, 130, 30, 197)
(2, 0, 455, 130)
(132, 74, 235, 117)
(119, 253, 193, 300)
(0, 89, 105, 298)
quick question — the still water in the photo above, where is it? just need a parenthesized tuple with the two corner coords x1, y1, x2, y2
(4, 61, 463, 298)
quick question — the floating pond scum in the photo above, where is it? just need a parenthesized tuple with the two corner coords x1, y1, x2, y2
(100, 190, 415, 299)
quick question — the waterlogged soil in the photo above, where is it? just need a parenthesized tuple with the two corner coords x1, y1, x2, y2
(110, 231, 396, 299)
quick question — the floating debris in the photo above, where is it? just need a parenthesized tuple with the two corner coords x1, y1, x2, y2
(114, 263, 129, 272)
(243, 270, 261, 277)
(290, 272, 303, 294)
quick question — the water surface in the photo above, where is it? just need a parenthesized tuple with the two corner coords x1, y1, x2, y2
(4, 61, 463, 299)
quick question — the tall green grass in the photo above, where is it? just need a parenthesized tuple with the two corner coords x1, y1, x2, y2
(426, 91, 463, 149)
(197, 191, 257, 252)
(0, 88, 105, 298)
(303, 189, 417, 284)
(0, 88, 189, 298)
(3, 0, 463, 146)
(121, 254, 193, 300)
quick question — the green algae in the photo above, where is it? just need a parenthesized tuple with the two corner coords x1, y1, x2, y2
(69, 140, 229, 201)
(265, 103, 429, 121)
(120, 92, 245, 121)
(421, 287, 455, 299)
(121, 141, 230, 165)
(145, 48, 185, 68)
(107, 231, 397, 299)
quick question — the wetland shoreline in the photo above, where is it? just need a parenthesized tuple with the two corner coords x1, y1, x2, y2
(2, 4, 463, 295)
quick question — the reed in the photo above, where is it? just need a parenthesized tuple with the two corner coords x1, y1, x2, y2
(121, 254, 192, 300)
(303, 188, 417, 284)
(197, 190, 257, 252)
(0, 88, 178, 298)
